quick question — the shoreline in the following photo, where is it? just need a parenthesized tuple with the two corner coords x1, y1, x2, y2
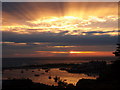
(3, 60, 108, 76)
(3, 60, 120, 89)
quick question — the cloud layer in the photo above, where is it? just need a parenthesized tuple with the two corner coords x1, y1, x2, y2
(2, 2, 118, 57)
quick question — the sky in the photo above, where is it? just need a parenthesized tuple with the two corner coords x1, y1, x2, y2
(1, 0, 120, 2)
(2, 2, 119, 57)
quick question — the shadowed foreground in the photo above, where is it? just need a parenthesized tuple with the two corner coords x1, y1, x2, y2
(2, 60, 120, 90)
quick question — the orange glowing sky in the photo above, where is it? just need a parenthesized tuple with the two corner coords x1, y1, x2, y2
(2, 2, 118, 57)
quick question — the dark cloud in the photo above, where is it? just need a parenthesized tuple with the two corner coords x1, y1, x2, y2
(2, 31, 117, 46)
(58, 31, 69, 35)
(82, 30, 118, 35)
(83, 31, 106, 34)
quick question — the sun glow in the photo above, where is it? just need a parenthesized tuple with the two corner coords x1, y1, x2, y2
(2, 2, 117, 58)
(69, 51, 95, 54)
(36, 51, 96, 54)
(2, 2, 118, 36)
(2, 15, 118, 36)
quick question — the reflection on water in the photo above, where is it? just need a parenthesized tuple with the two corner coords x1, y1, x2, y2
(3, 68, 97, 86)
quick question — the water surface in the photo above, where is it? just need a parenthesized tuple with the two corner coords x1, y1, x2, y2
(3, 68, 97, 86)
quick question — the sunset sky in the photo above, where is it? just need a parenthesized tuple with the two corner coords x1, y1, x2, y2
(2, 2, 118, 57)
